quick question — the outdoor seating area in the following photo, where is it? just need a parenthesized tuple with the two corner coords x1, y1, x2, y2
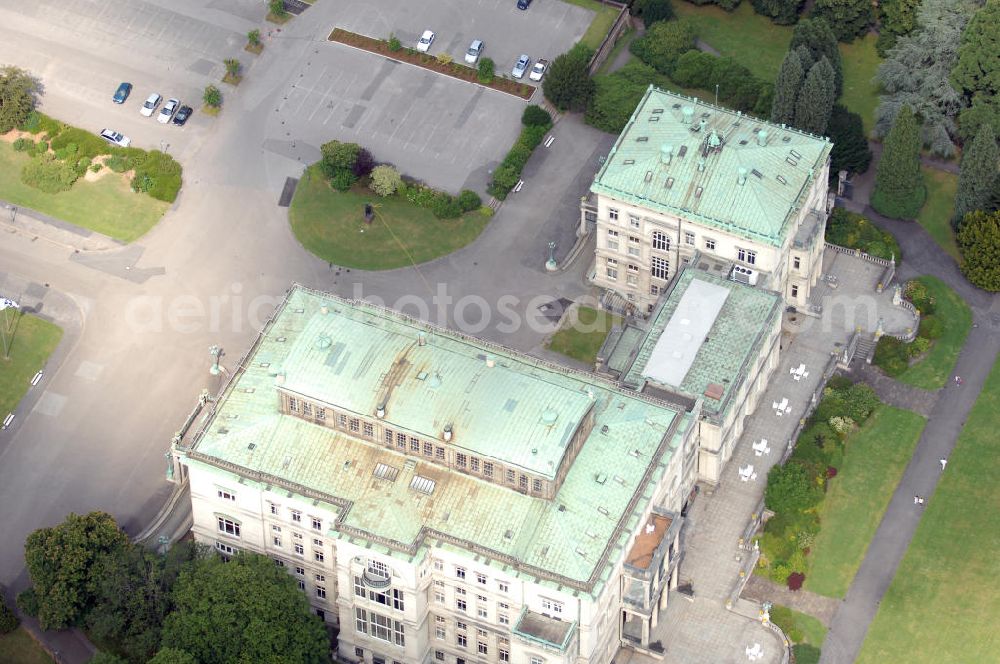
(772, 397, 791, 416)
(789, 363, 809, 381)
(738, 464, 758, 482)
(752, 439, 770, 457)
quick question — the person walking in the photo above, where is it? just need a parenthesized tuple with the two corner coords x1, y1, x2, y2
(940, 458, 948, 470)
(913, 495, 925, 505)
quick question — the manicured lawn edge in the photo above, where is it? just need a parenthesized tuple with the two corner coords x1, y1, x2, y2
(329, 29, 534, 100)
(896, 276, 971, 390)
(916, 166, 960, 261)
(0, 626, 55, 664)
(0, 314, 63, 423)
(545, 305, 621, 365)
(560, 0, 622, 51)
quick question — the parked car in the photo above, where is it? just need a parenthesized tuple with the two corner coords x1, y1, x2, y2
(158, 98, 179, 124)
(517, 0, 533, 8)
(416, 30, 435, 52)
(172, 105, 193, 126)
(529, 58, 548, 81)
(140, 93, 161, 117)
(112, 82, 132, 104)
(465, 40, 484, 64)
(99, 129, 131, 147)
(512, 54, 530, 79)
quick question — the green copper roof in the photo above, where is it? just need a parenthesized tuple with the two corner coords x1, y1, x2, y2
(188, 286, 688, 592)
(622, 268, 781, 419)
(590, 86, 833, 247)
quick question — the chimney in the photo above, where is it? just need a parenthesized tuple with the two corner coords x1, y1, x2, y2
(417, 332, 426, 347)
(376, 403, 386, 419)
(485, 355, 495, 368)
(443, 424, 453, 442)
(757, 129, 769, 146)
(738, 167, 748, 185)
(660, 143, 673, 164)
(681, 106, 694, 124)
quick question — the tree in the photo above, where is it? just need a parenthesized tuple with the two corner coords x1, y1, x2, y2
(268, 0, 286, 18)
(950, 0, 1000, 111)
(320, 140, 360, 181)
(771, 49, 804, 125)
(629, 19, 697, 76)
(223, 59, 241, 78)
(202, 85, 221, 108)
(790, 18, 843, 95)
(794, 57, 836, 134)
(631, 0, 675, 26)
(0, 594, 19, 634)
(750, 0, 803, 24)
(542, 43, 596, 112)
(958, 210, 1000, 290)
(765, 462, 823, 514)
(958, 98, 1000, 145)
(0, 66, 39, 134)
(247, 29, 261, 47)
(876, 0, 921, 56)
(810, 0, 875, 42)
(954, 124, 1000, 227)
(871, 105, 926, 219)
(160, 553, 329, 664)
(369, 165, 402, 197)
(148, 648, 197, 664)
(23, 512, 130, 630)
(828, 104, 873, 176)
(521, 105, 553, 127)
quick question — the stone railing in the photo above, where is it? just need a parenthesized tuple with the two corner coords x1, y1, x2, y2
(824, 241, 894, 267)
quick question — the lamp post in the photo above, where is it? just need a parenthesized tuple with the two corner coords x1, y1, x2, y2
(545, 241, 557, 272)
(209, 345, 223, 375)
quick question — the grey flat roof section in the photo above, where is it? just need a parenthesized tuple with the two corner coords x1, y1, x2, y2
(641, 278, 730, 386)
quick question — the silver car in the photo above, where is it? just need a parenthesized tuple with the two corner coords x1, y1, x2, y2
(512, 54, 530, 79)
(465, 40, 484, 65)
(158, 98, 179, 124)
(140, 93, 161, 117)
(99, 128, 131, 147)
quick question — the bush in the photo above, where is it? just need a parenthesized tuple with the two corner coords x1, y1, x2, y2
(203, 85, 222, 108)
(320, 140, 360, 180)
(873, 336, 909, 376)
(478, 205, 495, 217)
(431, 193, 462, 219)
(132, 150, 183, 202)
(12, 137, 33, 151)
(477, 58, 495, 84)
(671, 51, 768, 113)
(388, 34, 401, 52)
(89, 653, 128, 664)
(587, 61, 669, 133)
(904, 279, 936, 314)
(918, 315, 943, 340)
(521, 105, 552, 128)
(436, 52, 453, 65)
(352, 148, 375, 177)
(824, 207, 901, 261)
(21, 153, 79, 193)
(89, 162, 102, 173)
(457, 190, 481, 212)
(840, 382, 880, 422)
(369, 165, 402, 197)
(631, 0, 676, 26)
(248, 28, 261, 46)
(16, 588, 38, 617)
(330, 170, 357, 192)
(765, 462, 823, 514)
(542, 43, 596, 112)
(907, 336, 931, 358)
(106, 155, 128, 173)
(629, 19, 697, 75)
(268, 0, 286, 17)
(787, 571, 806, 591)
(74, 157, 92, 177)
(0, 596, 19, 634)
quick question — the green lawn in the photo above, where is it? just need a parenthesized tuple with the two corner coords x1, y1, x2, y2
(0, 627, 54, 664)
(770, 604, 827, 647)
(0, 142, 168, 243)
(895, 276, 972, 390)
(561, 0, 622, 51)
(288, 165, 489, 271)
(805, 406, 926, 597)
(838, 34, 881, 137)
(545, 306, 621, 365)
(916, 166, 960, 261)
(0, 314, 63, 417)
(857, 357, 1000, 664)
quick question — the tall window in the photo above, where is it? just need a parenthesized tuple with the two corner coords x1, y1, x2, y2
(705, 238, 716, 251)
(606, 229, 619, 251)
(651, 256, 669, 280)
(629, 214, 640, 229)
(652, 231, 670, 251)
(288, 398, 298, 412)
(302, 403, 312, 417)
(684, 231, 695, 245)
(737, 247, 757, 265)
(311, 517, 322, 530)
(291, 510, 302, 523)
(793, 256, 801, 270)
(455, 566, 466, 579)
(217, 517, 240, 537)
(627, 236, 641, 256)
(608, 208, 619, 221)
(363, 422, 374, 437)
(369, 559, 390, 579)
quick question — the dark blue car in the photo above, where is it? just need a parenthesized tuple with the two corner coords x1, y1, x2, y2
(517, 0, 532, 8)
(113, 82, 132, 104)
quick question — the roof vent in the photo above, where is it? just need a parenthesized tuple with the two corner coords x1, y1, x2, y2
(704, 383, 725, 400)
(595, 473, 607, 484)
(677, 145, 688, 158)
(644, 170, 653, 183)
(376, 403, 386, 419)
(531, 447, 538, 455)
(757, 129, 769, 146)
(665, 177, 674, 189)
(443, 423, 453, 442)
(319, 306, 329, 315)
(541, 409, 559, 425)
(417, 332, 427, 347)
(485, 355, 495, 368)
(696, 119, 706, 133)
(738, 167, 748, 186)
(697, 160, 705, 172)
(681, 106, 694, 124)
(315, 334, 332, 350)
(428, 373, 442, 389)
(660, 143, 673, 164)
(776, 174, 788, 185)
(695, 186, 704, 198)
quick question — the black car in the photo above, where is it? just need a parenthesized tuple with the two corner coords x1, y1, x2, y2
(113, 82, 132, 104)
(517, 0, 532, 8)
(172, 105, 193, 126)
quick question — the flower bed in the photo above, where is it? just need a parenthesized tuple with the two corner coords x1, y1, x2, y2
(328, 28, 534, 100)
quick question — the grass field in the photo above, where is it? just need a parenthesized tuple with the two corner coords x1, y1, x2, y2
(896, 276, 972, 390)
(288, 165, 489, 271)
(545, 305, 621, 364)
(0, 627, 54, 664)
(916, 166, 960, 261)
(0, 142, 169, 243)
(562, 0, 622, 51)
(0, 314, 63, 418)
(805, 406, 926, 597)
(838, 34, 881, 137)
(856, 357, 1000, 664)
(770, 604, 827, 647)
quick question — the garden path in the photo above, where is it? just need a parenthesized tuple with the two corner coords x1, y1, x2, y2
(849, 363, 938, 417)
(743, 576, 840, 626)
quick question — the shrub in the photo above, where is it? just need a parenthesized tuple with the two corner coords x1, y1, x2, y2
(787, 571, 806, 591)
(50, 127, 109, 160)
(268, 0, 286, 17)
(0, 596, 19, 634)
(918, 315, 943, 340)
(825, 207, 901, 260)
(671, 51, 768, 113)
(873, 336, 909, 376)
(203, 85, 222, 108)
(477, 58, 495, 84)
(224, 58, 241, 78)
(330, 170, 357, 192)
(90, 162, 102, 173)
(16, 588, 38, 617)
(248, 29, 261, 46)
(457, 190, 481, 212)
(436, 52, 453, 65)
(487, 163, 521, 199)
(587, 61, 669, 133)
(829, 416, 855, 436)
(478, 205, 495, 217)
(629, 19, 696, 75)
(904, 279, 935, 314)
(771, 563, 793, 584)
(520, 124, 549, 149)
(12, 137, 33, 151)
(320, 140, 360, 179)
(521, 105, 552, 128)
(106, 155, 128, 173)
(89, 653, 128, 664)
(840, 383, 879, 422)
(388, 34, 401, 52)
(826, 374, 854, 391)
(21, 153, 79, 193)
(369, 165, 402, 197)
(352, 148, 375, 177)
(132, 150, 183, 202)
(765, 462, 823, 514)
(74, 156, 92, 176)
(907, 336, 931, 358)
(431, 193, 462, 219)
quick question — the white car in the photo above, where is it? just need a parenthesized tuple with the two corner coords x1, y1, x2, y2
(529, 59, 548, 82)
(465, 39, 484, 65)
(512, 54, 530, 79)
(157, 98, 179, 124)
(416, 30, 435, 52)
(140, 93, 161, 117)
(99, 129, 131, 147)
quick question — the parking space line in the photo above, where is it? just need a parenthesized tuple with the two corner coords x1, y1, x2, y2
(308, 79, 341, 122)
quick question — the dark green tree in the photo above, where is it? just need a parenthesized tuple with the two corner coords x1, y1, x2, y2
(950, 0, 1000, 109)
(828, 104, 873, 176)
(631, 0, 675, 26)
(794, 57, 836, 134)
(790, 18, 843, 94)
(629, 19, 697, 76)
(765, 462, 823, 514)
(0, 594, 19, 634)
(954, 123, 1000, 227)
(521, 105, 553, 127)
(202, 85, 221, 108)
(871, 105, 926, 219)
(587, 62, 667, 133)
(810, 0, 875, 42)
(958, 209, 1000, 290)
(160, 553, 329, 664)
(23, 512, 130, 630)
(147, 648, 197, 664)
(771, 49, 804, 125)
(958, 98, 1000, 145)
(749, 0, 804, 24)
(542, 44, 596, 112)
(0, 66, 39, 133)
(876, 0, 921, 55)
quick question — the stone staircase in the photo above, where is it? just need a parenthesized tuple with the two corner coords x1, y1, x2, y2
(855, 335, 877, 364)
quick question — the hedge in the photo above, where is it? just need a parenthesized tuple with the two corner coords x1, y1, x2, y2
(487, 111, 553, 200)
